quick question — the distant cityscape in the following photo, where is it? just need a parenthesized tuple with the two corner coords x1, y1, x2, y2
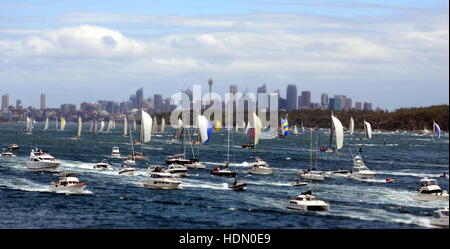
(1, 80, 380, 122)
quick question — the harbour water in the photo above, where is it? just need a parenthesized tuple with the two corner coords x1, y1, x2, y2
(0, 123, 448, 228)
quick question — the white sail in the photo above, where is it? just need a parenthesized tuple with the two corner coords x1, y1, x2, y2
(152, 116, 158, 134)
(44, 118, 49, 131)
(89, 120, 94, 132)
(161, 118, 166, 133)
(26, 117, 31, 133)
(77, 116, 82, 138)
(364, 121, 372, 139)
(106, 120, 113, 133)
(141, 110, 153, 143)
(99, 120, 105, 132)
(331, 115, 344, 150)
(198, 115, 211, 143)
(133, 117, 137, 132)
(349, 117, 354, 136)
(244, 121, 250, 133)
(55, 118, 58, 130)
(123, 115, 128, 136)
(60, 117, 66, 131)
(253, 112, 262, 145)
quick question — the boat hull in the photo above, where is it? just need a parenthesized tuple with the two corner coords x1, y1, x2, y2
(248, 167, 274, 175)
(143, 179, 181, 189)
(26, 161, 60, 171)
(51, 185, 87, 195)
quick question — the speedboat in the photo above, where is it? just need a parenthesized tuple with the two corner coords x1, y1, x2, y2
(0, 150, 16, 157)
(8, 144, 20, 150)
(210, 165, 237, 177)
(50, 172, 87, 194)
(287, 190, 330, 212)
(184, 161, 206, 170)
(128, 152, 148, 161)
(299, 170, 325, 181)
(292, 180, 309, 186)
(143, 173, 181, 190)
(166, 164, 188, 177)
(93, 160, 112, 170)
(350, 156, 376, 179)
(386, 178, 395, 183)
(412, 178, 449, 202)
(439, 173, 449, 179)
(111, 147, 121, 158)
(248, 157, 274, 175)
(228, 180, 247, 191)
(118, 164, 135, 176)
(26, 148, 60, 171)
(430, 208, 449, 228)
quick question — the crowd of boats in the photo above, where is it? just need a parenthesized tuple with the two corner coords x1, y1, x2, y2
(1, 110, 448, 228)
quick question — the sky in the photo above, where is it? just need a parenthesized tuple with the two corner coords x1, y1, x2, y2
(0, 0, 448, 110)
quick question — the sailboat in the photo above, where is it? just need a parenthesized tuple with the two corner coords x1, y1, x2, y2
(99, 120, 105, 133)
(166, 119, 200, 167)
(210, 110, 237, 177)
(119, 125, 136, 176)
(25, 117, 33, 134)
(122, 115, 128, 137)
(183, 115, 211, 169)
(152, 116, 158, 135)
(160, 118, 166, 133)
(60, 117, 66, 131)
(106, 119, 114, 133)
(321, 114, 344, 153)
(299, 130, 326, 181)
(277, 118, 289, 138)
(364, 120, 372, 139)
(292, 125, 299, 135)
(349, 117, 354, 136)
(433, 121, 441, 139)
(130, 110, 152, 160)
(170, 119, 184, 143)
(72, 116, 82, 140)
(55, 117, 59, 130)
(133, 116, 137, 132)
(43, 117, 49, 131)
(241, 112, 262, 149)
(89, 119, 94, 134)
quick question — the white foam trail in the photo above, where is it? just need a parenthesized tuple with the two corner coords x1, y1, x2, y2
(0, 176, 51, 193)
(181, 178, 229, 190)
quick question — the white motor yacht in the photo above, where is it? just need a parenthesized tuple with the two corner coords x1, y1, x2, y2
(123, 157, 136, 167)
(287, 190, 330, 212)
(299, 170, 325, 181)
(50, 172, 87, 194)
(166, 164, 188, 177)
(118, 164, 135, 176)
(1, 150, 16, 157)
(430, 208, 449, 228)
(143, 173, 181, 189)
(94, 160, 113, 170)
(248, 157, 274, 175)
(350, 155, 376, 179)
(8, 144, 20, 150)
(111, 147, 121, 158)
(147, 165, 168, 175)
(185, 161, 206, 170)
(412, 178, 449, 202)
(228, 180, 247, 191)
(26, 148, 60, 171)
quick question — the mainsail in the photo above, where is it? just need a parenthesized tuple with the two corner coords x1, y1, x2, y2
(99, 120, 105, 132)
(161, 118, 166, 133)
(152, 116, 158, 135)
(253, 112, 262, 145)
(141, 110, 153, 143)
(433, 122, 441, 138)
(60, 117, 66, 131)
(77, 116, 82, 138)
(364, 120, 372, 139)
(123, 115, 128, 136)
(349, 117, 354, 136)
(89, 120, 94, 133)
(44, 117, 49, 131)
(198, 115, 212, 143)
(331, 115, 344, 150)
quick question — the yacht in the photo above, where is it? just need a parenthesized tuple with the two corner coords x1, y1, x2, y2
(118, 164, 135, 176)
(26, 148, 60, 171)
(128, 152, 148, 161)
(8, 144, 20, 150)
(299, 170, 325, 181)
(412, 178, 449, 202)
(147, 165, 168, 175)
(292, 179, 309, 186)
(111, 147, 121, 158)
(93, 160, 112, 170)
(165, 153, 196, 165)
(123, 157, 136, 167)
(228, 180, 247, 191)
(166, 164, 188, 177)
(210, 165, 237, 177)
(350, 155, 376, 179)
(287, 190, 330, 212)
(430, 208, 449, 228)
(248, 157, 274, 175)
(143, 173, 181, 189)
(184, 161, 206, 170)
(50, 172, 87, 194)
(1, 150, 16, 157)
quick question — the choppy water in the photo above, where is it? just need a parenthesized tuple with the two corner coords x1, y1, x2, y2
(0, 123, 448, 229)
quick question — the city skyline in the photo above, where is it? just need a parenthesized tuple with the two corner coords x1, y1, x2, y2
(0, 0, 448, 110)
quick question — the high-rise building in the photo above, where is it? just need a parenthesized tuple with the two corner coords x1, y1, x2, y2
(40, 93, 46, 110)
(345, 98, 352, 110)
(329, 98, 335, 110)
(154, 94, 163, 113)
(363, 102, 373, 111)
(286, 85, 298, 111)
(299, 91, 311, 109)
(333, 95, 346, 111)
(16, 99, 22, 110)
(136, 87, 143, 108)
(230, 85, 238, 95)
(60, 104, 76, 113)
(1, 94, 9, 112)
(355, 101, 362, 111)
(321, 93, 329, 108)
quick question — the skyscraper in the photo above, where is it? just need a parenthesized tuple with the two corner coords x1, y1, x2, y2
(355, 101, 362, 111)
(154, 94, 163, 113)
(345, 98, 352, 110)
(286, 85, 298, 111)
(363, 102, 373, 111)
(40, 93, 46, 110)
(299, 91, 311, 109)
(321, 93, 329, 109)
(1, 94, 9, 112)
(333, 95, 347, 110)
(136, 87, 143, 108)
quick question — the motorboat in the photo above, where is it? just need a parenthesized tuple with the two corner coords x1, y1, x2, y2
(147, 165, 168, 175)
(123, 157, 136, 166)
(386, 178, 395, 183)
(143, 173, 181, 189)
(350, 155, 376, 179)
(292, 180, 309, 186)
(0, 150, 16, 157)
(241, 144, 255, 149)
(430, 208, 449, 228)
(248, 157, 274, 175)
(210, 165, 237, 177)
(439, 173, 449, 179)
(26, 148, 60, 171)
(287, 190, 330, 212)
(165, 153, 197, 165)
(320, 146, 336, 153)
(166, 164, 188, 177)
(118, 164, 135, 176)
(50, 172, 87, 194)
(7, 144, 20, 150)
(412, 178, 449, 202)
(184, 161, 206, 170)
(331, 169, 350, 175)
(228, 180, 247, 191)
(111, 147, 121, 158)
(299, 170, 325, 181)
(128, 152, 148, 161)
(93, 160, 112, 170)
